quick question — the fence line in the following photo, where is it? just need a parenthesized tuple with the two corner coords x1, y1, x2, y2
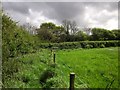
(53, 52, 88, 88)
(48, 49, 90, 89)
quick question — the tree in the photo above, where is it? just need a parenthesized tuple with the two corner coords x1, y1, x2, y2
(70, 21, 78, 35)
(62, 20, 78, 35)
(52, 26, 65, 42)
(91, 28, 102, 40)
(37, 22, 54, 42)
(91, 28, 107, 40)
(37, 27, 53, 41)
(91, 28, 117, 40)
(22, 23, 37, 34)
(76, 31, 88, 41)
(37, 22, 65, 42)
(103, 30, 116, 40)
(62, 20, 71, 35)
(112, 29, 120, 40)
(62, 20, 79, 41)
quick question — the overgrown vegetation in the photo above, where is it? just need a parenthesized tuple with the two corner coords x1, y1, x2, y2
(2, 13, 40, 84)
(2, 12, 119, 88)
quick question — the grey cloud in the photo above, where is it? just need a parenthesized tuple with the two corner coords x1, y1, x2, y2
(44, 2, 118, 19)
(84, 2, 118, 11)
(2, 2, 29, 14)
(45, 2, 85, 21)
(2, 2, 118, 29)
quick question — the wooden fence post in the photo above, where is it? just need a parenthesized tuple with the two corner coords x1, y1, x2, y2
(70, 73, 75, 90)
(53, 53, 55, 63)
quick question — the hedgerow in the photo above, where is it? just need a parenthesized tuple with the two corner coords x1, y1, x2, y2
(2, 13, 39, 84)
(39, 41, 119, 49)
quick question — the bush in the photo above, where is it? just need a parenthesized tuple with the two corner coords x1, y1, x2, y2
(21, 74, 31, 83)
(39, 67, 56, 85)
(100, 44, 105, 48)
(85, 44, 90, 49)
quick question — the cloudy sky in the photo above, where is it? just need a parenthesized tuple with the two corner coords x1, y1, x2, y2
(2, 0, 119, 30)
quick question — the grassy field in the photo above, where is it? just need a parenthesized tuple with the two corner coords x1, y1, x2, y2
(56, 47, 118, 88)
(4, 47, 118, 88)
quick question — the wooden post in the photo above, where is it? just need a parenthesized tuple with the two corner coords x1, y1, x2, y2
(53, 53, 55, 63)
(50, 49, 52, 53)
(70, 73, 75, 90)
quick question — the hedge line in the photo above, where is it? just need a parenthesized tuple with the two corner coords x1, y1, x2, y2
(39, 41, 120, 49)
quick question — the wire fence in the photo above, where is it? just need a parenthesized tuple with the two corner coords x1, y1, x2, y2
(43, 49, 115, 89)
(47, 48, 89, 88)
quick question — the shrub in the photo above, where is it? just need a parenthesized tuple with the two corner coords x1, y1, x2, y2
(100, 44, 105, 48)
(21, 74, 30, 83)
(85, 44, 90, 49)
(39, 67, 56, 85)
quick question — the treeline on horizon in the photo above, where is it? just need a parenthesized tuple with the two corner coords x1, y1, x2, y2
(36, 21, 120, 43)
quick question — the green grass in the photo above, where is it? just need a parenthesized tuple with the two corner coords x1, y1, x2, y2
(56, 47, 118, 88)
(4, 47, 118, 88)
(4, 49, 51, 88)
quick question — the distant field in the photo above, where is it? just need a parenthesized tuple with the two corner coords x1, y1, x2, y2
(4, 47, 118, 88)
